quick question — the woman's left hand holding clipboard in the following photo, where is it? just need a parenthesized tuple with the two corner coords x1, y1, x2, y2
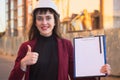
(100, 64, 111, 75)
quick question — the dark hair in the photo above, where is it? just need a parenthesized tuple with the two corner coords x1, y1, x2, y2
(28, 8, 61, 40)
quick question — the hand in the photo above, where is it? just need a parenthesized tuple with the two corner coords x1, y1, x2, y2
(100, 64, 111, 75)
(20, 45, 39, 71)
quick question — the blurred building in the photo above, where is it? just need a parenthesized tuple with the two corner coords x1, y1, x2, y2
(5, 0, 38, 37)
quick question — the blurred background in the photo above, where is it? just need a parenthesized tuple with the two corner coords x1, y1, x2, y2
(0, 0, 120, 80)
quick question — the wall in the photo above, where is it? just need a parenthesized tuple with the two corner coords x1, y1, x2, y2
(105, 28, 120, 76)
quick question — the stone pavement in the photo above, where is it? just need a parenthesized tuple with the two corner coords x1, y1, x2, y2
(101, 76, 120, 80)
(0, 53, 120, 80)
(0, 54, 16, 80)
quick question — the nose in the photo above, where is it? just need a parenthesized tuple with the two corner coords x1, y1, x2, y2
(42, 19, 47, 24)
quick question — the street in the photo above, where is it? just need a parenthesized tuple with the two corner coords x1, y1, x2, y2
(0, 54, 15, 80)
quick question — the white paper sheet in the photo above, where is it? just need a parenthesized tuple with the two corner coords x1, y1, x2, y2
(74, 35, 106, 77)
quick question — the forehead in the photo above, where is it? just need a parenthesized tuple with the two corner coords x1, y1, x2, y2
(35, 8, 54, 15)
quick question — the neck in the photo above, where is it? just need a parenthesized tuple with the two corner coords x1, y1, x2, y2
(40, 33, 52, 37)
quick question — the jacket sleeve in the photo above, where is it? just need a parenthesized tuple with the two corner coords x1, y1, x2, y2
(8, 43, 28, 80)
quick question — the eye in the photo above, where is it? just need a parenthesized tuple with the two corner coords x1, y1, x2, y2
(36, 16, 43, 21)
(46, 16, 52, 21)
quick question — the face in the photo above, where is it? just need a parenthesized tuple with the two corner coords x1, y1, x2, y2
(35, 11, 55, 37)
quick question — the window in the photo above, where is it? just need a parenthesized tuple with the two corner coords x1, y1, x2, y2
(11, 10, 14, 19)
(18, 0, 23, 6)
(18, 17, 23, 27)
(28, 5, 32, 14)
(10, 1, 14, 9)
(18, 7, 23, 16)
(11, 20, 14, 29)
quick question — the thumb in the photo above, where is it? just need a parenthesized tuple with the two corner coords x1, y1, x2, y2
(27, 45, 31, 52)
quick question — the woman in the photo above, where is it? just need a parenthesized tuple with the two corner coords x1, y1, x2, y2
(9, 0, 110, 80)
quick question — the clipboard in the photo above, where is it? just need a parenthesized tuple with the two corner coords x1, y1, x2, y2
(73, 35, 106, 78)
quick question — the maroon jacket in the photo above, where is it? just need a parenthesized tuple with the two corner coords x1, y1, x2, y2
(9, 37, 96, 80)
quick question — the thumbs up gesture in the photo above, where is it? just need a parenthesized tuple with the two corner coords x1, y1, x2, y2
(20, 45, 39, 71)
